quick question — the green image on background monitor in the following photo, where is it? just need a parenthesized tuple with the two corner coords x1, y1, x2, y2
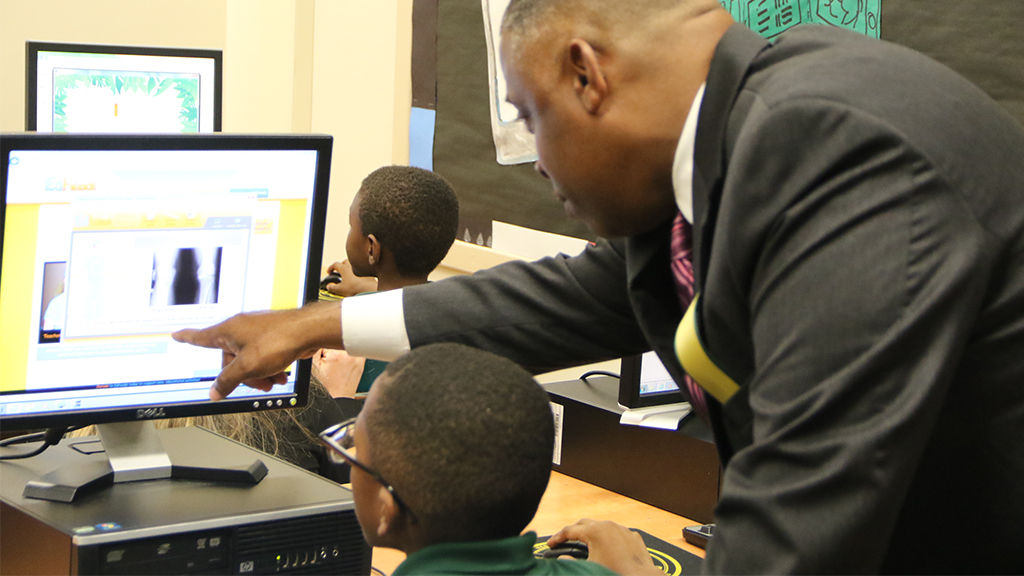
(26, 41, 222, 133)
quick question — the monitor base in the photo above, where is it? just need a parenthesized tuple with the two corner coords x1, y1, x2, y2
(22, 422, 267, 503)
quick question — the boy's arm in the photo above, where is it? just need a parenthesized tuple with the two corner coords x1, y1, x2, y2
(325, 259, 378, 297)
(312, 349, 367, 398)
(172, 300, 343, 400)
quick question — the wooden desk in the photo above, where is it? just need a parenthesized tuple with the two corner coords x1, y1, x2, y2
(369, 471, 707, 574)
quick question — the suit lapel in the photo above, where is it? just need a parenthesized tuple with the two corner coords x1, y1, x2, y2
(688, 25, 770, 459)
(692, 24, 770, 289)
(625, 221, 684, 354)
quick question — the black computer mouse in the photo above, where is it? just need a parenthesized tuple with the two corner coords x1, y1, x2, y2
(319, 273, 342, 291)
(541, 540, 589, 560)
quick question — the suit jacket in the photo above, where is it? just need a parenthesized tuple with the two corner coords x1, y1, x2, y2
(403, 24, 1024, 573)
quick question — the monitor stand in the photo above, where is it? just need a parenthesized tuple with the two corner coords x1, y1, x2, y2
(22, 421, 268, 503)
(619, 402, 692, 430)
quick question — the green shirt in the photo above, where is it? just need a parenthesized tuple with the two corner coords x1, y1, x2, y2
(355, 358, 388, 397)
(392, 532, 618, 576)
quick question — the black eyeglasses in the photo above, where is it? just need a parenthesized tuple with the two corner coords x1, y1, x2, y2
(319, 418, 417, 523)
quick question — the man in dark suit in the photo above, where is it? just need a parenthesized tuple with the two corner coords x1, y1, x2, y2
(175, 0, 1024, 572)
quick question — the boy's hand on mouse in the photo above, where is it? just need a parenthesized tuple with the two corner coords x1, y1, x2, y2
(325, 260, 378, 297)
(172, 301, 343, 400)
(548, 519, 662, 575)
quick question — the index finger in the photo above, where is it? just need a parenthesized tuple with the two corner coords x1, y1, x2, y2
(172, 327, 219, 349)
(547, 518, 596, 548)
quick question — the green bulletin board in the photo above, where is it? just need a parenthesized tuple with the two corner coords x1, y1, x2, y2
(719, 0, 880, 39)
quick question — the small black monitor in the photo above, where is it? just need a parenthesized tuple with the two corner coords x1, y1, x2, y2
(618, 351, 685, 409)
(25, 41, 222, 133)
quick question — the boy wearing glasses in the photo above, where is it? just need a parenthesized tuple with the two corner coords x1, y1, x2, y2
(320, 343, 648, 575)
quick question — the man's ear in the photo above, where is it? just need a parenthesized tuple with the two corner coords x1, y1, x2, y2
(568, 38, 608, 115)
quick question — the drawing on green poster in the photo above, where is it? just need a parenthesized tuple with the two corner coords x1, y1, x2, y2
(52, 69, 200, 133)
(718, 0, 880, 39)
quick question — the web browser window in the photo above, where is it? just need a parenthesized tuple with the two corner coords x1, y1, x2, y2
(1, 148, 317, 414)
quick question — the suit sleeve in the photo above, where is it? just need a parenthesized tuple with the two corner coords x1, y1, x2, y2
(703, 98, 995, 573)
(401, 239, 650, 373)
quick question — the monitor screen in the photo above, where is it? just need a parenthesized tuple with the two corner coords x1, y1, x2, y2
(0, 133, 332, 432)
(618, 351, 684, 409)
(25, 42, 222, 133)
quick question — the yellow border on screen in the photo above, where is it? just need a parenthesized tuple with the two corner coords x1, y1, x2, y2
(0, 205, 39, 392)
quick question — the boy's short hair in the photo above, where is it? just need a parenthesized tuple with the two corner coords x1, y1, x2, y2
(358, 166, 459, 276)
(365, 343, 554, 543)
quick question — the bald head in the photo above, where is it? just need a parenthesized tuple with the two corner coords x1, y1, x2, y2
(501, 0, 723, 59)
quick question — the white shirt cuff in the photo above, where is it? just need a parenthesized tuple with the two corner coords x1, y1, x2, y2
(340, 289, 411, 361)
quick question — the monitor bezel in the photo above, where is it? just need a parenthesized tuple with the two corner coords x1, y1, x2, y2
(25, 41, 224, 133)
(1, 132, 332, 432)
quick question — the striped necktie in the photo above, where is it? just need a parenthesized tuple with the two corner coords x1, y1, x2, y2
(670, 211, 709, 420)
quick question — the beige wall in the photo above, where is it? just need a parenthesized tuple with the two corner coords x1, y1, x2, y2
(310, 0, 413, 266)
(0, 0, 413, 266)
(0, 0, 229, 132)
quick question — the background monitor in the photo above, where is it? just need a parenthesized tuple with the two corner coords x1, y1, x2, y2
(618, 351, 684, 409)
(25, 41, 222, 133)
(0, 133, 332, 500)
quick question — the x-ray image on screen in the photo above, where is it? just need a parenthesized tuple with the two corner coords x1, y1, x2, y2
(150, 247, 222, 306)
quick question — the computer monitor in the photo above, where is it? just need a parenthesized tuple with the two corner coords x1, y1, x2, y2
(618, 351, 685, 409)
(25, 41, 222, 133)
(0, 133, 332, 501)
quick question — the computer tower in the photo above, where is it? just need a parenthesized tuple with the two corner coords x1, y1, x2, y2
(545, 376, 721, 524)
(0, 426, 371, 575)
